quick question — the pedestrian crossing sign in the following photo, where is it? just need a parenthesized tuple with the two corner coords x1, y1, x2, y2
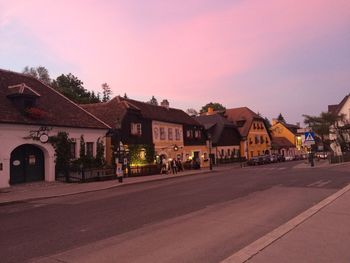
(304, 132, 315, 142)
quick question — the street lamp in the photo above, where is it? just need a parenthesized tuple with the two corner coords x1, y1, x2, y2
(207, 133, 213, 170)
(111, 118, 123, 182)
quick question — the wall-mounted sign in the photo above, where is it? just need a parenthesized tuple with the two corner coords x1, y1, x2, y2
(24, 126, 52, 143)
(39, 134, 49, 143)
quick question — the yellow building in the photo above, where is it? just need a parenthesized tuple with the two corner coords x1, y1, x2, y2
(270, 120, 305, 158)
(224, 107, 271, 159)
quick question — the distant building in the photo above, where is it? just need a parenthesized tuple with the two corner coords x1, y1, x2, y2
(328, 94, 350, 155)
(224, 107, 271, 159)
(82, 96, 209, 168)
(270, 119, 305, 158)
(195, 112, 241, 163)
(0, 69, 109, 188)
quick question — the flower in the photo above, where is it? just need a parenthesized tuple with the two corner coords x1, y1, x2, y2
(25, 107, 48, 119)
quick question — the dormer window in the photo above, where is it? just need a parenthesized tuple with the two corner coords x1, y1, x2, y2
(236, 120, 246, 127)
(7, 83, 41, 112)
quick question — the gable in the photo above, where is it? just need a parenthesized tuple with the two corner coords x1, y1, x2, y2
(0, 69, 109, 129)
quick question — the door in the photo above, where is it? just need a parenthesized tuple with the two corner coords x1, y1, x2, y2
(10, 144, 44, 185)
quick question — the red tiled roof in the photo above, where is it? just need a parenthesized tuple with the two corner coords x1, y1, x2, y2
(80, 97, 129, 127)
(272, 137, 295, 149)
(118, 97, 201, 126)
(0, 69, 109, 129)
(224, 107, 263, 137)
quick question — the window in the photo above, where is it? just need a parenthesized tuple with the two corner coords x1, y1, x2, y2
(194, 130, 201, 139)
(168, 128, 173, 140)
(70, 142, 76, 159)
(86, 142, 93, 157)
(175, 128, 180, 140)
(131, 123, 142, 136)
(260, 136, 264, 144)
(153, 127, 159, 140)
(237, 120, 245, 127)
(249, 138, 253, 144)
(253, 123, 256, 129)
(186, 130, 193, 138)
(160, 127, 166, 140)
(255, 136, 259, 144)
(228, 149, 231, 157)
(266, 137, 269, 144)
(221, 149, 224, 157)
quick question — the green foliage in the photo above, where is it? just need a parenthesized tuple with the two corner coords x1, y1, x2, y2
(79, 134, 86, 160)
(49, 132, 72, 172)
(263, 117, 272, 129)
(95, 137, 105, 167)
(128, 144, 155, 165)
(102, 83, 112, 102)
(303, 112, 347, 151)
(200, 102, 226, 114)
(22, 66, 51, 84)
(52, 73, 100, 104)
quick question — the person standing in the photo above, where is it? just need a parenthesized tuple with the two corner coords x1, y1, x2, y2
(171, 159, 177, 174)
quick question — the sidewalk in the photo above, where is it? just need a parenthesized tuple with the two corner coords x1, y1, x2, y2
(0, 163, 240, 205)
(223, 183, 350, 263)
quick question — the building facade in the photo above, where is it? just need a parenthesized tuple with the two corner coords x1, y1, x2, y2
(270, 120, 305, 158)
(0, 69, 109, 188)
(83, 96, 209, 168)
(224, 107, 271, 159)
(195, 113, 241, 163)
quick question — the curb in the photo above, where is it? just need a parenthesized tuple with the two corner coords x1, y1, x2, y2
(0, 168, 220, 206)
(221, 183, 350, 263)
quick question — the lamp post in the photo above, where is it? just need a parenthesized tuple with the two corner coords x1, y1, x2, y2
(112, 118, 123, 182)
(207, 133, 213, 170)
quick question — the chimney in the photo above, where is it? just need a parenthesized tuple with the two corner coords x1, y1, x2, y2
(296, 122, 300, 128)
(160, 99, 169, 109)
(207, 107, 214, 115)
(271, 118, 278, 126)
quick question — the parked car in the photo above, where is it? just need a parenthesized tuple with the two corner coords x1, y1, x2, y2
(285, 156, 294, 161)
(247, 157, 260, 166)
(315, 152, 328, 160)
(269, 154, 278, 163)
(276, 155, 285, 162)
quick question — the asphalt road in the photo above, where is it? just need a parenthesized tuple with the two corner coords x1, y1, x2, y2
(1, 161, 349, 263)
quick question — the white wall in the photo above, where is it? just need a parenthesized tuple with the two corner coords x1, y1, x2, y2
(0, 123, 108, 188)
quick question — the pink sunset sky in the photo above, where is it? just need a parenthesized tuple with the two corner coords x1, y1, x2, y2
(1, 0, 350, 124)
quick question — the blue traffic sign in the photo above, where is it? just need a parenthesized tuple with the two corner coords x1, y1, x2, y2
(304, 132, 315, 142)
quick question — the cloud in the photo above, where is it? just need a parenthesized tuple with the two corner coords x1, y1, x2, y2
(1, 0, 350, 121)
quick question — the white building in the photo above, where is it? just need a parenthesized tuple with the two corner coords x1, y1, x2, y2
(0, 69, 110, 188)
(328, 94, 350, 155)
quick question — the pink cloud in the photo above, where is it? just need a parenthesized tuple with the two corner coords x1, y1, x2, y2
(2, 0, 350, 112)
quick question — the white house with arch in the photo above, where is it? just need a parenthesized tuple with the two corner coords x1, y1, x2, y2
(0, 69, 110, 188)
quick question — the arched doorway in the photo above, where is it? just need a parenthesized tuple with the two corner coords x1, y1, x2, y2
(10, 144, 45, 185)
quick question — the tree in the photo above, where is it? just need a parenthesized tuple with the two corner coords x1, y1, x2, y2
(49, 131, 72, 182)
(52, 73, 100, 104)
(200, 102, 226, 114)
(186, 108, 198, 116)
(277, 113, 286, 123)
(303, 112, 347, 152)
(102, 83, 112, 102)
(264, 117, 272, 129)
(148, 96, 158, 105)
(79, 134, 86, 161)
(23, 66, 51, 84)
